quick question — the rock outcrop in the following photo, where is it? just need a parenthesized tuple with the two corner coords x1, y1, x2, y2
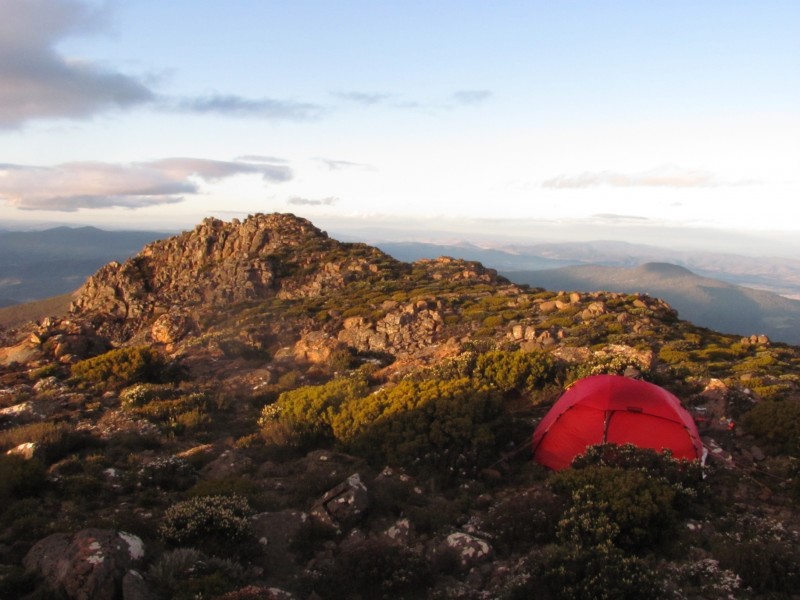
(69, 214, 399, 342)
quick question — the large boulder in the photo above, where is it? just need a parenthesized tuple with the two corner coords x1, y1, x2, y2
(23, 529, 145, 600)
(250, 510, 309, 572)
(436, 532, 493, 571)
(200, 448, 255, 480)
(310, 473, 370, 533)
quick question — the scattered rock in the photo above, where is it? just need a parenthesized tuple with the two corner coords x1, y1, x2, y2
(437, 532, 493, 571)
(6, 441, 43, 461)
(377, 518, 414, 547)
(121, 569, 156, 600)
(310, 473, 371, 532)
(0, 400, 45, 423)
(750, 445, 766, 462)
(23, 529, 145, 600)
(200, 448, 255, 479)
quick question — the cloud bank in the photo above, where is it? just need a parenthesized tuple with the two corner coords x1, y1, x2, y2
(0, 158, 292, 211)
(332, 89, 493, 111)
(0, 0, 325, 127)
(287, 196, 338, 207)
(0, 0, 154, 128)
(542, 166, 723, 189)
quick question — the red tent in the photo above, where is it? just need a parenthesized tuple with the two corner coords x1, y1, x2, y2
(532, 374, 703, 470)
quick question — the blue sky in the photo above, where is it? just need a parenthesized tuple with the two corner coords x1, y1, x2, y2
(1, 1, 798, 254)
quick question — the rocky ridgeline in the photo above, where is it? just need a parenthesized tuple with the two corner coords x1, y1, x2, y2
(0, 212, 691, 383)
(0, 212, 684, 374)
(69, 214, 396, 341)
(64, 213, 515, 356)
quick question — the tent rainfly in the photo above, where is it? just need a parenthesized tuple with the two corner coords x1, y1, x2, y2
(532, 374, 703, 470)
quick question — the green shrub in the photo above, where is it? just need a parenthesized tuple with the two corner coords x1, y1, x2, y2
(335, 377, 507, 478)
(188, 477, 264, 507)
(122, 391, 213, 436)
(567, 353, 650, 382)
(485, 489, 563, 554)
(147, 547, 244, 600)
(474, 349, 556, 395)
(711, 513, 800, 594)
(525, 542, 664, 600)
(550, 465, 678, 552)
(72, 346, 171, 388)
(273, 373, 369, 444)
(160, 494, 253, 556)
(570, 443, 705, 509)
(0, 496, 52, 544)
(429, 351, 477, 381)
(743, 396, 800, 455)
(0, 421, 70, 452)
(138, 456, 196, 491)
(0, 565, 39, 599)
(119, 383, 176, 410)
(483, 315, 505, 328)
(663, 558, 741, 600)
(308, 538, 431, 600)
(0, 455, 47, 501)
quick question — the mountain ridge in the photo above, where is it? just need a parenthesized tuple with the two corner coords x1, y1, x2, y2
(2, 213, 800, 599)
(506, 262, 800, 344)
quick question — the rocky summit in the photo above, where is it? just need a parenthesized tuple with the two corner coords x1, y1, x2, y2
(1, 213, 800, 599)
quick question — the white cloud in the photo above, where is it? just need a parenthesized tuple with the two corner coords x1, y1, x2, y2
(0, 158, 292, 211)
(287, 196, 338, 207)
(172, 94, 324, 120)
(331, 91, 395, 105)
(451, 90, 492, 105)
(0, 1, 327, 127)
(541, 165, 756, 189)
(332, 89, 493, 111)
(0, 0, 154, 128)
(315, 158, 375, 171)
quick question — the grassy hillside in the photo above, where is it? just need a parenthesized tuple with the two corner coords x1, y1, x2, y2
(0, 293, 73, 328)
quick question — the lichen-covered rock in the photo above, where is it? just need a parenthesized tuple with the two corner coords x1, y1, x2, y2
(310, 473, 370, 532)
(437, 532, 493, 571)
(23, 529, 145, 600)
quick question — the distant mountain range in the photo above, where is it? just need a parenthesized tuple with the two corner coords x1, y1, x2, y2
(3, 227, 800, 345)
(0, 226, 165, 307)
(377, 240, 800, 299)
(508, 262, 800, 345)
(378, 241, 800, 345)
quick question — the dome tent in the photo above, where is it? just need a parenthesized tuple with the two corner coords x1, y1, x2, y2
(532, 374, 703, 470)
